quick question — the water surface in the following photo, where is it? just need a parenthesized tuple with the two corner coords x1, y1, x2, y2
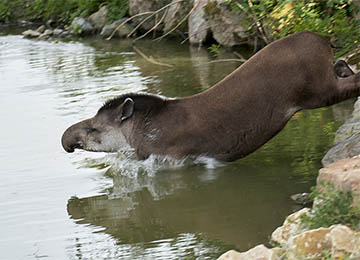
(0, 30, 354, 259)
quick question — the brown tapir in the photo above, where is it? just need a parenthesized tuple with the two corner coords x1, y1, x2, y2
(61, 31, 359, 162)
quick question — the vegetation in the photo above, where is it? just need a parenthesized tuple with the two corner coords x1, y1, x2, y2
(226, 0, 360, 58)
(0, 0, 128, 24)
(300, 182, 360, 229)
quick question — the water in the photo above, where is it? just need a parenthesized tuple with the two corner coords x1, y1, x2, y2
(0, 29, 355, 260)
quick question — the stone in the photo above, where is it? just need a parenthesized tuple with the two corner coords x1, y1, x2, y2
(88, 5, 109, 30)
(317, 157, 360, 205)
(36, 25, 46, 33)
(322, 133, 360, 166)
(287, 227, 332, 259)
(22, 29, 41, 38)
(53, 29, 64, 37)
(129, 0, 171, 31)
(205, 0, 251, 47)
(326, 225, 360, 258)
(70, 17, 94, 35)
(217, 245, 281, 260)
(271, 208, 309, 246)
(100, 19, 134, 38)
(38, 29, 53, 39)
(163, 0, 192, 34)
(188, 0, 210, 45)
(322, 97, 360, 166)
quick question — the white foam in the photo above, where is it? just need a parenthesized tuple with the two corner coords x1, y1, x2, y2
(79, 151, 224, 178)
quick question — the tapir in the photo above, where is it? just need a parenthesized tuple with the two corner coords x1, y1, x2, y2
(62, 31, 359, 162)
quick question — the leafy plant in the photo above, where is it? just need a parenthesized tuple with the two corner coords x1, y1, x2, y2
(225, 0, 360, 58)
(208, 43, 221, 57)
(300, 182, 360, 229)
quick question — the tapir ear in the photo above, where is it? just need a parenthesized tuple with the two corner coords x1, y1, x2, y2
(121, 98, 134, 121)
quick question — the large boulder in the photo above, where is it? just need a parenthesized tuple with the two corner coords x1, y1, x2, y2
(322, 97, 360, 166)
(88, 5, 109, 31)
(188, 0, 210, 45)
(318, 157, 360, 205)
(286, 225, 360, 259)
(129, 0, 171, 31)
(163, 0, 193, 34)
(188, 0, 252, 47)
(205, 0, 251, 47)
(70, 17, 94, 35)
(271, 208, 310, 247)
(217, 245, 281, 260)
(101, 19, 134, 38)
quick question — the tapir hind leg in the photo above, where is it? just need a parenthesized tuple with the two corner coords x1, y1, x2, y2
(334, 60, 354, 78)
(332, 73, 360, 105)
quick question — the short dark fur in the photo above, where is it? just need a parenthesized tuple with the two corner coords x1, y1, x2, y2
(62, 32, 360, 162)
(98, 93, 166, 114)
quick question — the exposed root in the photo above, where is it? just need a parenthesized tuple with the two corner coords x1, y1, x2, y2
(133, 46, 173, 68)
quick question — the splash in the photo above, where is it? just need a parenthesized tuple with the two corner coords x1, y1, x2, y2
(79, 150, 224, 178)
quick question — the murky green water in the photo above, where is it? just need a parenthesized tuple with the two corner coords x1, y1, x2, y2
(0, 29, 355, 259)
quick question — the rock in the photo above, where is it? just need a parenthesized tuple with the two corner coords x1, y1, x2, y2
(322, 97, 360, 166)
(60, 30, 72, 38)
(188, 0, 210, 45)
(53, 29, 64, 37)
(22, 29, 41, 38)
(271, 208, 309, 246)
(100, 19, 133, 38)
(163, 0, 192, 34)
(88, 5, 109, 30)
(286, 225, 360, 259)
(70, 17, 94, 35)
(287, 227, 332, 259)
(317, 157, 360, 205)
(290, 193, 311, 206)
(322, 133, 360, 166)
(39, 29, 53, 39)
(188, 0, 252, 46)
(46, 19, 56, 28)
(205, 0, 251, 47)
(36, 25, 46, 33)
(217, 245, 281, 260)
(326, 225, 360, 258)
(129, 0, 171, 31)
(335, 97, 360, 144)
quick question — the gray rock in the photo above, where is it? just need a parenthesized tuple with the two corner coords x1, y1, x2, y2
(22, 29, 41, 38)
(129, 0, 171, 31)
(206, 0, 251, 47)
(36, 25, 46, 33)
(53, 29, 64, 36)
(89, 5, 109, 30)
(60, 30, 72, 38)
(188, 0, 251, 46)
(323, 97, 360, 165)
(100, 19, 133, 38)
(188, 0, 209, 45)
(163, 0, 192, 34)
(70, 17, 94, 35)
(322, 133, 360, 166)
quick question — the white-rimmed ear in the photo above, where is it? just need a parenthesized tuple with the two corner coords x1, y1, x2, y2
(121, 98, 134, 121)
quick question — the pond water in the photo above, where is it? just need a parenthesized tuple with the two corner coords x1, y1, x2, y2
(0, 29, 355, 260)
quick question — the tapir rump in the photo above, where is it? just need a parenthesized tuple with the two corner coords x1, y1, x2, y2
(62, 32, 359, 162)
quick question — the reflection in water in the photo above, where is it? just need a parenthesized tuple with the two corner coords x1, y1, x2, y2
(0, 30, 355, 260)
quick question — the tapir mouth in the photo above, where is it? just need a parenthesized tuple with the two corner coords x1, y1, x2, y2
(63, 140, 84, 153)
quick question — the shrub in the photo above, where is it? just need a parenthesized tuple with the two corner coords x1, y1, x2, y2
(300, 182, 360, 229)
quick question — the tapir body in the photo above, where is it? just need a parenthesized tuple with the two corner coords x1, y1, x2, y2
(62, 32, 360, 161)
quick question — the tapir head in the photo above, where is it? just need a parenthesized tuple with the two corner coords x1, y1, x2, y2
(61, 97, 135, 153)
